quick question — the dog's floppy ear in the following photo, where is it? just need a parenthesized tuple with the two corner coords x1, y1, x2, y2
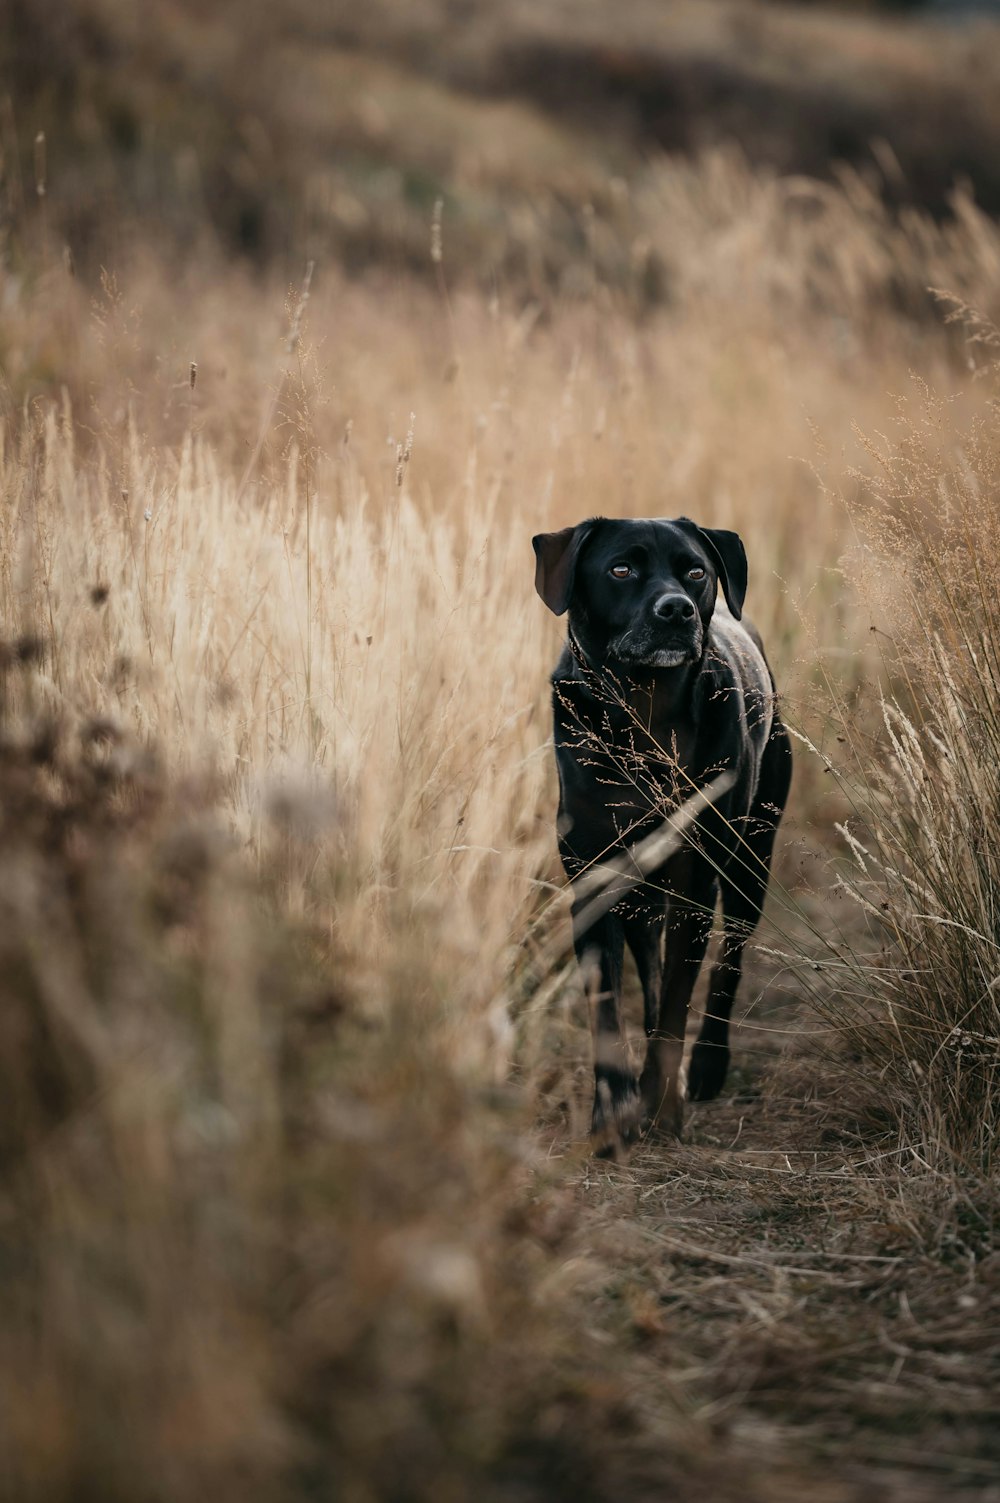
(532, 519, 600, 616)
(677, 519, 748, 621)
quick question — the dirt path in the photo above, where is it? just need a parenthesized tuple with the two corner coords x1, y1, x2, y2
(551, 1000, 1000, 1501)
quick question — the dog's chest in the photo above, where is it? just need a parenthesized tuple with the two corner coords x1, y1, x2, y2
(552, 678, 703, 849)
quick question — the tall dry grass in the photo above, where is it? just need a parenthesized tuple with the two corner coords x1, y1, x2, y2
(804, 325, 1000, 1172)
(3, 149, 1000, 1496)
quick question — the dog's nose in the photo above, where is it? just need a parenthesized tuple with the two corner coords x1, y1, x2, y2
(653, 592, 696, 623)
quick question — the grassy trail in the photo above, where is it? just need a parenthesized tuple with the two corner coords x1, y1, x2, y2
(555, 977, 1000, 1500)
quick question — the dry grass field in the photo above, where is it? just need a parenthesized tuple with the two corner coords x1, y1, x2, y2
(3, 2, 1000, 1499)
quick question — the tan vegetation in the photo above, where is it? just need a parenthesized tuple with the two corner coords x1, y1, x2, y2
(6, 0, 1000, 283)
(3, 1, 1000, 1498)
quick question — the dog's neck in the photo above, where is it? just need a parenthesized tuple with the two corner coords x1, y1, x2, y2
(624, 666, 696, 730)
(566, 621, 595, 675)
(566, 621, 698, 727)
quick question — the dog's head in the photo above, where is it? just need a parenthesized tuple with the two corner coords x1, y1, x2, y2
(532, 517, 747, 670)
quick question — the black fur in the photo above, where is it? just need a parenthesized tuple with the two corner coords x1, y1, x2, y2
(532, 516, 792, 1150)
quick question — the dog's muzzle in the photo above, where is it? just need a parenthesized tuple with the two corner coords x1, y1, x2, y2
(609, 609, 703, 669)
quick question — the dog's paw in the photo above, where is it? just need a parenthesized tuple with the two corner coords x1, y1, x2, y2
(687, 1039, 730, 1102)
(590, 1070, 643, 1158)
(639, 1085, 684, 1141)
(637, 1062, 685, 1140)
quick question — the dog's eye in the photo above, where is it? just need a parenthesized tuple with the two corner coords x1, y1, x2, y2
(609, 563, 632, 580)
(687, 567, 706, 582)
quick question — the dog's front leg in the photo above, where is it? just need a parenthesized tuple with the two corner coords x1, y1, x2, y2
(573, 906, 642, 1155)
(640, 859, 716, 1137)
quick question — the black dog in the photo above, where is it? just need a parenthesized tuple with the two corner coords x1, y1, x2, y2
(533, 517, 791, 1149)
